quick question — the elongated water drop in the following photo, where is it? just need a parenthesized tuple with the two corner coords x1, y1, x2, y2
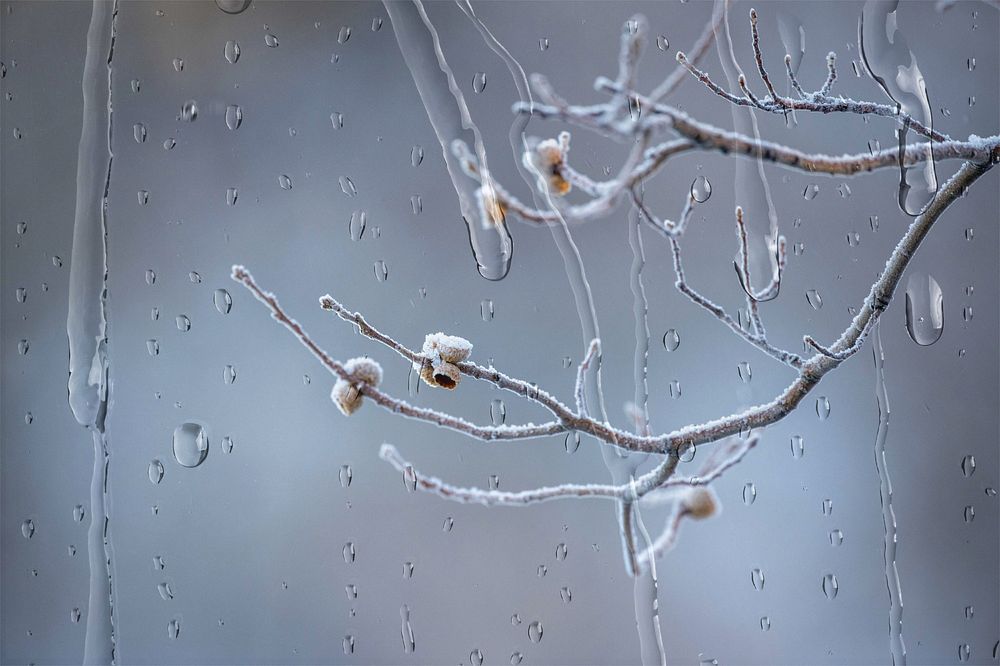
(904, 273, 944, 346)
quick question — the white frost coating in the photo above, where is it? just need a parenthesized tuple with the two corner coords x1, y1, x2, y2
(68, 1, 119, 664)
(421, 332, 472, 363)
(331, 357, 383, 416)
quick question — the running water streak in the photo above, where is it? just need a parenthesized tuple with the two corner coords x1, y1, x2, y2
(873, 325, 906, 665)
(384, 0, 512, 280)
(67, 0, 118, 662)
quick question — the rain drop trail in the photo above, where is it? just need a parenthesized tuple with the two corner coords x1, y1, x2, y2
(873, 324, 906, 665)
(68, 1, 119, 663)
(383, 0, 512, 280)
(455, 5, 660, 663)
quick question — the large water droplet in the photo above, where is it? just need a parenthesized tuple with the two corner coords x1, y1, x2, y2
(213, 289, 233, 314)
(961, 454, 976, 478)
(527, 620, 543, 643)
(822, 573, 839, 599)
(172, 423, 209, 468)
(751, 568, 765, 591)
(662, 328, 680, 351)
(148, 459, 164, 484)
(21, 519, 34, 539)
(224, 40, 240, 64)
(690, 175, 712, 203)
(225, 104, 243, 130)
(904, 273, 944, 346)
(215, 0, 251, 14)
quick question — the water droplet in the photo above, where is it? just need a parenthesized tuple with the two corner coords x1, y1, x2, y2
(822, 498, 833, 516)
(214, 289, 233, 314)
(668, 379, 682, 399)
(737, 361, 752, 383)
(760, 616, 771, 631)
(442, 516, 454, 532)
(223, 364, 237, 385)
(806, 289, 823, 310)
(148, 459, 164, 484)
(963, 505, 975, 523)
(470, 648, 484, 666)
(172, 423, 209, 468)
(803, 183, 820, 200)
(410, 194, 422, 215)
(340, 464, 353, 488)
(172, 57, 184, 72)
(511, 613, 522, 626)
(400, 604, 415, 653)
(371, 17, 383, 32)
(958, 643, 971, 662)
(180, 100, 198, 122)
(536, 564, 547, 577)
(751, 568, 765, 591)
(145, 339, 159, 357)
(472, 71, 487, 93)
(175, 314, 191, 332)
(188, 271, 202, 284)
(348, 210, 367, 241)
(15, 287, 27, 303)
(224, 40, 240, 64)
(662, 328, 680, 351)
(374, 260, 388, 282)
(215, 0, 251, 14)
(17, 339, 29, 356)
(167, 618, 181, 639)
(225, 104, 243, 130)
(656, 35, 670, 51)
(815, 396, 831, 420)
(488, 474, 500, 490)
(133, 123, 146, 144)
(403, 465, 417, 492)
(743, 482, 757, 506)
(965, 605, 974, 620)
(790, 435, 804, 459)
(130, 78, 141, 93)
(71, 608, 81, 624)
(278, 174, 293, 190)
(564, 432, 580, 454)
(264, 33, 279, 48)
(555, 542, 568, 561)
(403, 561, 414, 578)
(221, 436, 234, 454)
(510, 651, 524, 665)
(490, 399, 506, 426)
(342, 635, 355, 655)
(829, 528, 844, 546)
(343, 541, 356, 563)
(690, 175, 712, 203)
(345, 583, 357, 599)
(339, 175, 357, 197)
(21, 519, 34, 539)
(226, 187, 238, 206)
(821, 573, 839, 599)
(961, 455, 976, 477)
(527, 620, 543, 643)
(410, 145, 424, 167)
(137, 189, 149, 205)
(157, 582, 174, 600)
(72, 504, 86, 522)
(904, 273, 944, 346)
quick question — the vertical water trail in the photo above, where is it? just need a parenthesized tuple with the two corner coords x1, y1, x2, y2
(872, 325, 906, 664)
(716, 2, 781, 277)
(383, 0, 512, 280)
(628, 210, 651, 435)
(449, 6, 662, 663)
(67, 0, 118, 662)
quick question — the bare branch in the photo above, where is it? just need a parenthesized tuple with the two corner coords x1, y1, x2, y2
(575, 338, 601, 417)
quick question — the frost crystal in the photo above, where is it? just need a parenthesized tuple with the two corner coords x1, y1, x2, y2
(331, 357, 382, 416)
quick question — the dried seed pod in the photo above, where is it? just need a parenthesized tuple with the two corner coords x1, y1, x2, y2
(331, 357, 383, 416)
(422, 332, 472, 364)
(680, 487, 719, 520)
(418, 359, 461, 390)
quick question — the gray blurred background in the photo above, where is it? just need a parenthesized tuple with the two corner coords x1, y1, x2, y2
(1, 1, 997, 664)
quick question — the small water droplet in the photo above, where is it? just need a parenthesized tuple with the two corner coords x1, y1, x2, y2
(133, 123, 146, 144)
(751, 568, 765, 591)
(374, 260, 388, 282)
(656, 35, 670, 51)
(829, 528, 844, 546)
(963, 505, 975, 523)
(71, 608, 82, 623)
(225, 104, 243, 130)
(961, 454, 976, 478)
(157, 582, 174, 600)
(662, 328, 680, 351)
(339, 175, 357, 197)
(403, 465, 417, 492)
(410, 194, 423, 215)
(343, 541, 356, 563)
(760, 616, 771, 631)
(822, 573, 839, 599)
(264, 32, 279, 48)
(172, 423, 209, 468)
(737, 361, 752, 383)
(510, 651, 524, 665)
(472, 71, 487, 94)
(148, 459, 164, 484)
(223, 364, 237, 385)
(442, 516, 454, 532)
(527, 620, 543, 643)
(343, 635, 355, 655)
(806, 289, 823, 310)
(743, 482, 757, 506)
(564, 432, 580, 454)
(226, 187, 238, 206)
(803, 183, 820, 200)
(21, 519, 34, 539)
(278, 174, 293, 190)
(470, 648, 484, 666)
(668, 379, 682, 399)
(555, 542, 568, 561)
(224, 40, 241, 64)
(167, 618, 181, 639)
(490, 399, 506, 426)
(221, 436, 234, 454)
(180, 100, 198, 122)
(340, 464, 353, 488)
(214, 289, 233, 314)
(690, 175, 712, 203)
(815, 396, 831, 420)
(790, 435, 804, 459)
